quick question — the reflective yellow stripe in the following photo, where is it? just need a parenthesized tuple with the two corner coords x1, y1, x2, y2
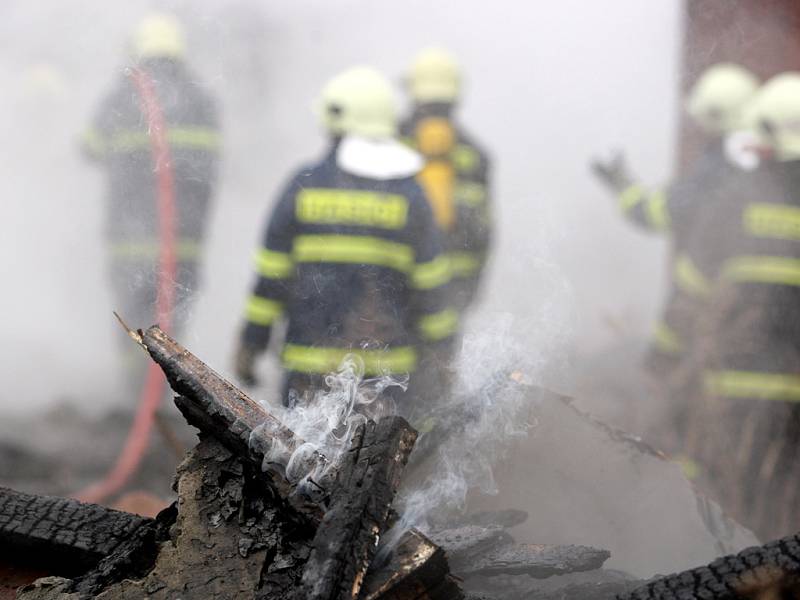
(292, 235, 414, 273)
(296, 189, 409, 230)
(744, 203, 800, 241)
(107, 127, 220, 152)
(110, 239, 202, 261)
(167, 128, 220, 150)
(411, 255, 452, 290)
(618, 184, 645, 213)
(704, 370, 800, 402)
(455, 181, 487, 206)
(83, 128, 106, 157)
(451, 144, 480, 173)
(418, 308, 459, 341)
(245, 296, 284, 326)
(722, 256, 800, 286)
(282, 344, 417, 375)
(255, 249, 293, 279)
(674, 254, 711, 297)
(645, 189, 670, 231)
(449, 252, 481, 278)
(652, 321, 683, 355)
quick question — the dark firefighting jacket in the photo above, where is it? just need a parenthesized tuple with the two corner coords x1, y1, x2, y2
(696, 160, 800, 402)
(83, 57, 220, 263)
(615, 141, 735, 360)
(240, 146, 456, 377)
(400, 104, 492, 311)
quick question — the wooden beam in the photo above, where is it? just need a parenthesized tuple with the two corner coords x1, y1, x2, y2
(298, 417, 417, 600)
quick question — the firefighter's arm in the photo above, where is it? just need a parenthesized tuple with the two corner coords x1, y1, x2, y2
(81, 127, 107, 162)
(80, 86, 120, 163)
(591, 152, 672, 233)
(236, 181, 298, 385)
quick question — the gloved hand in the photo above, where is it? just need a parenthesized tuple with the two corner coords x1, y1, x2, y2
(590, 151, 632, 193)
(234, 344, 260, 387)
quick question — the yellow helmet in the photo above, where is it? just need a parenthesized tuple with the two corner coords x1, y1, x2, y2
(748, 72, 800, 161)
(406, 47, 461, 104)
(317, 66, 397, 139)
(132, 13, 186, 60)
(685, 63, 759, 133)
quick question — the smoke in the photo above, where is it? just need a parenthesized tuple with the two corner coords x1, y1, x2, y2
(249, 353, 407, 501)
(375, 266, 576, 553)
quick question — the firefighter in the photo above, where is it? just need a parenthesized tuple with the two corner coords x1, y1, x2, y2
(399, 48, 492, 403)
(592, 63, 759, 381)
(233, 66, 456, 416)
(691, 73, 800, 540)
(82, 13, 220, 389)
(400, 47, 492, 315)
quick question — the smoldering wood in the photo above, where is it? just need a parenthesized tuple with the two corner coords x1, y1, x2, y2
(454, 543, 610, 579)
(68, 505, 175, 598)
(138, 324, 458, 582)
(17, 438, 317, 600)
(427, 522, 609, 580)
(0, 487, 150, 576)
(133, 325, 458, 599)
(15, 436, 461, 600)
(133, 324, 325, 518)
(360, 529, 464, 600)
(298, 417, 417, 600)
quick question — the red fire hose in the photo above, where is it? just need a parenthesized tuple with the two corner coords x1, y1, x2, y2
(75, 67, 177, 504)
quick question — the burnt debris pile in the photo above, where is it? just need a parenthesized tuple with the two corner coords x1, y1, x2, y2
(1, 326, 615, 600)
(5, 327, 800, 598)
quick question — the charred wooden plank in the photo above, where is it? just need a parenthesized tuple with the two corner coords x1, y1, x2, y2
(132, 325, 325, 517)
(361, 529, 464, 600)
(618, 530, 800, 600)
(0, 486, 149, 576)
(298, 417, 418, 600)
(428, 523, 609, 581)
(453, 543, 610, 579)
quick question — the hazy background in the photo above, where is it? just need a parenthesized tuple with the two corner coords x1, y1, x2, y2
(0, 1, 679, 418)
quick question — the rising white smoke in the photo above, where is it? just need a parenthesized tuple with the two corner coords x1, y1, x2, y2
(250, 353, 408, 500)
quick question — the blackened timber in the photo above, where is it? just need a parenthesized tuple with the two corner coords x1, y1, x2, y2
(453, 543, 610, 579)
(298, 417, 418, 600)
(426, 525, 609, 580)
(360, 529, 464, 600)
(0, 486, 150, 576)
(135, 325, 325, 517)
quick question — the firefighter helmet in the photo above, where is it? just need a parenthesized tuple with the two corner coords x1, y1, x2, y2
(748, 72, 800, 161)
(132, 13, 186, 60)
(685, 63, 759, 133)
(406, 48, 461, 104)
(317, 66, 397, 138)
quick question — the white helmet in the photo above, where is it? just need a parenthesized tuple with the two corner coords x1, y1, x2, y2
(406, 47, 461, 104)
(748, 72, 800, 161)
(317, 66, 397, 138)
(685, 63, 759, 133)
(132, 13, 186, 60)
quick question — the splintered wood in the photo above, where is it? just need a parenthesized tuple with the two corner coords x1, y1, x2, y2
(299, 418, 417, 600)
(136, 325, 324, 517)
(123, 325, 457, 600)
